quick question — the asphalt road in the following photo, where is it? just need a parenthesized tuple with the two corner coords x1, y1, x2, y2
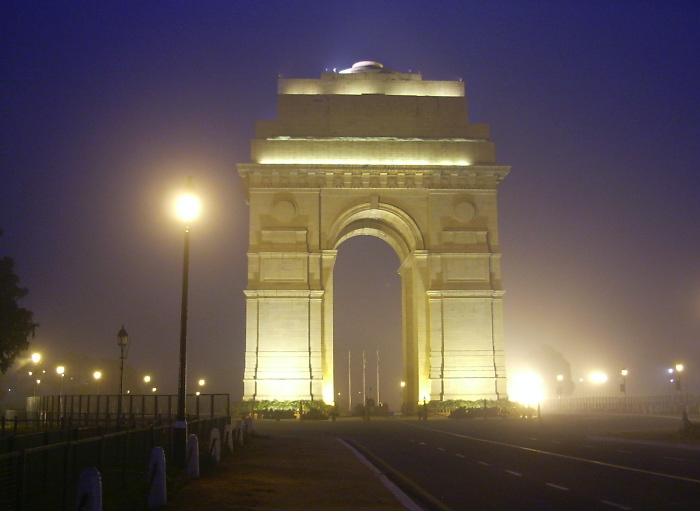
(260, 414, 700, 510)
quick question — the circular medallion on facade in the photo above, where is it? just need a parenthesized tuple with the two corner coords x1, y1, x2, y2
(273, 200, 297, 222)
(453, 200, 476, 223)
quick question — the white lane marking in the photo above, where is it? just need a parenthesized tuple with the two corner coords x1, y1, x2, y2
(529, 437, 538, 441)
(546, 483, 569, 491)
(419, 442, 426, 445)
(455, 453, 465, 458)
(437, 447, 446, 451)
(338, 439, 425, 511)
(506, 470, 522, 477)
(600, 500, 632, 510)
(404, 422, 700, 484)
(477, 461, 490, 466)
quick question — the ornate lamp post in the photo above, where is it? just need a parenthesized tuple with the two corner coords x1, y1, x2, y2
(174, 177, 200, 470)
(117, 326, 129, 426)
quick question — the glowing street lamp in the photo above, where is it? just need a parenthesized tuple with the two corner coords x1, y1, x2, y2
(31, 352, 41, 364)
(556, 374, 564, 398)
(175, 176, 200, 470)
(669, 364, 684, 395)
(620, 368, 628, 395)
(56, 366, 65, 391)
(196, 379, 206, 396)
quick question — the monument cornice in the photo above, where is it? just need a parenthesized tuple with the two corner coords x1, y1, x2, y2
(237, 163, 510, 190)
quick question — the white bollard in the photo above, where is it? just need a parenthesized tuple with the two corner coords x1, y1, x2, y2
(76, 467, 102, 511)
(186, 433, 200, 479)
(224, 423, 234, 452)
(209, 427, 221, 463)
(147, 447, 167, 509)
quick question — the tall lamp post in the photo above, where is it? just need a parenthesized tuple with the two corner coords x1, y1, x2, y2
(175, 177, 200, 470)
(117, 326, 129, 426)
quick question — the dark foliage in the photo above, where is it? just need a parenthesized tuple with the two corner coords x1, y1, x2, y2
(0, 249, 38, 373)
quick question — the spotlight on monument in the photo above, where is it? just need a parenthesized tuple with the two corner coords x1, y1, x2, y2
(509, 372, 544, 408)
(589, 372, 608, 384)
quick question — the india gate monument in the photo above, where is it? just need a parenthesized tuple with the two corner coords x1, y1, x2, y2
(237, 61, 509, 412)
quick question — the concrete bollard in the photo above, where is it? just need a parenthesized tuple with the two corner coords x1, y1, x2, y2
(147, 447, 167, 509)
(186, 433, 200, 479)
(224, 423, 234, 452)
(209, 427, 221, 463)
(76, 467, 102, 511)
(244, 416, 254, 440)
(235, 420, 244, 445)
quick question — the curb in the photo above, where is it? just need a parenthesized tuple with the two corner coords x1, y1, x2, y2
(339, 437, 452, 511)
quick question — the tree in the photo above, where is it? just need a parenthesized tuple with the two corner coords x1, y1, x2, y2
(528, 344, 575, 397)
(0, 232, 38, 373)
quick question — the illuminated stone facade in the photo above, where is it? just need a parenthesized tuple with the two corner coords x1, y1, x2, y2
(237, 62, 509, 410)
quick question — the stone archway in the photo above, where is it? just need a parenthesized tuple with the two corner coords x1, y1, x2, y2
(237, 62, 510, 412)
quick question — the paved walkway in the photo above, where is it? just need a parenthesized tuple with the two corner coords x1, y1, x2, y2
(165, 421, 409, 510)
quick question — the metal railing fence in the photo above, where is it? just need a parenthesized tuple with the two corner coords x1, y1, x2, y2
(0, 416, 230, 511)
(22, 393, 229, 429)
(542, 394, 700, 414)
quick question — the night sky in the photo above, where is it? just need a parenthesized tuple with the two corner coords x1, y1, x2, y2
(2, 1, 698, 407)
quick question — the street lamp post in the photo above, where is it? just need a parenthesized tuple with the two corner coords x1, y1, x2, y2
(56, 366, 65, 423)
(117, 326, 129, 427)
(93, 371, 102, 395)
(30, 353, 41, 396)
(669, 363, 684, 411)
(175, 177, 200, 470)
(620, 368, 628, 411)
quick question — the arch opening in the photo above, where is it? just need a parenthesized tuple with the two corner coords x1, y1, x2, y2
(333, 235, 403, 414)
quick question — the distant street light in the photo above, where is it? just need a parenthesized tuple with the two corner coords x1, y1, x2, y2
(29, 353, 42, 396)
(56, 366, 65, 391)
(669, 364, 684, 399)
(620, 368, 628, 411)
(117, 326, 129, 426)
(175, 176, 200, 470)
